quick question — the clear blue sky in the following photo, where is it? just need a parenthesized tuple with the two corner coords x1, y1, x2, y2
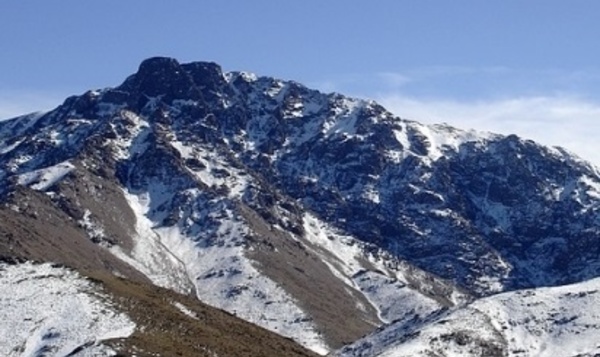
(2, 1, 600, 165)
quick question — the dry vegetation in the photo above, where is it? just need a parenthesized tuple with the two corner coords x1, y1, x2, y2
(0, 187, 148, 282)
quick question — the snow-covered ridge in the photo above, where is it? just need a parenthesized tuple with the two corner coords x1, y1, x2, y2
(336, 276, 600, 357)
(0, 261, 135, 357)
(390, 121, 501, 164)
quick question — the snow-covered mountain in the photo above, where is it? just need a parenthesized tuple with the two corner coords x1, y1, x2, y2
(2, 57, 600, 355)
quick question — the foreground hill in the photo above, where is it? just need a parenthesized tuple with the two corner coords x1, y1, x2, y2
(336, 276, 600, 357)
(0, 260, 318, 357)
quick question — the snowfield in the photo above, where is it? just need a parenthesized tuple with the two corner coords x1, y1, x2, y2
(336, 276, 600, 357)
(0, 262, 136, 357)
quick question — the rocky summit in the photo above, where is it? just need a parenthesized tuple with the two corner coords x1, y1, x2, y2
(2, 57, 600, 356)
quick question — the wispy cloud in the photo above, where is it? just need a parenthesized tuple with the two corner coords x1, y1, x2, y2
(377, 72, 412, 88)
(378, 94, 600, 167)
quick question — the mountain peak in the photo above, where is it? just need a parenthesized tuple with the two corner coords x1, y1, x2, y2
(138, 56, 180, 73)
(117, 56, 202, 108)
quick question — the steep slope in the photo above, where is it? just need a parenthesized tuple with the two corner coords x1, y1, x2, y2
(2, 57, 600, 354)
(335, 276, 600, 357)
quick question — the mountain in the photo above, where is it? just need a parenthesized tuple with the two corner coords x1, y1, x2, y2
(1, 56, 600, 355)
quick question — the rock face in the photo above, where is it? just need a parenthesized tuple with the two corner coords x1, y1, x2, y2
(2, 57, 600, 354)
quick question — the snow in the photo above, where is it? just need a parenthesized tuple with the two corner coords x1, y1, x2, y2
(156, 219, 330, 355)
(391, 122, 497, 164)
(0, 138, 24, 154)
(474, 280, 600, 357)
(391, 126, 411, 162)
(0, 112, 45, 139)
(580, 175, 600, 199)
(116, 189, 329, 355)
(171, 301, 199, 320)
(48, 130, 63, 146)
(78, 209, 107, 242)
(112, 190, 195, 295)
(170, 140, 194, 159)
(0, 261, 135, 357)
(264, 80, 286, 98)
(302, 213, 447, 324)
(16, 161, 75, 191)
(170, 141, 250, 198)
(302, 214, 365, 278)
(108, 110, 151, 160)
(337, 276, 600, 357)
(285, 116, 323, 147)
(238, 71, 258, 82)
(362, 184, 380, 204)
(419, 123, 473, 160)
(322, 97, 362, 138)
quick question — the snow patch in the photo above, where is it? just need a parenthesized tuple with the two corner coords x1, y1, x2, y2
(0, 138, 24, 154)
(322, 98, 362, 138)
(111, 190, 195, 295)
(16, 161, 75, 191)
(108, 110, 151, 160)
(78, 209, 107, 242)
(171, 301, 199, 320)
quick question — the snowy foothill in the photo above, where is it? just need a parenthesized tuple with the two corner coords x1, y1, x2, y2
(336, 276, 600, 357)
(0, 261, 136, 357)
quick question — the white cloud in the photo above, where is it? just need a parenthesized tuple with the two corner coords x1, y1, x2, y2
(378, 94, 600, 167)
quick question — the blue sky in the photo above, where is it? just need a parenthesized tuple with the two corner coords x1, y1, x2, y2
(2, 1, 600, 165)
